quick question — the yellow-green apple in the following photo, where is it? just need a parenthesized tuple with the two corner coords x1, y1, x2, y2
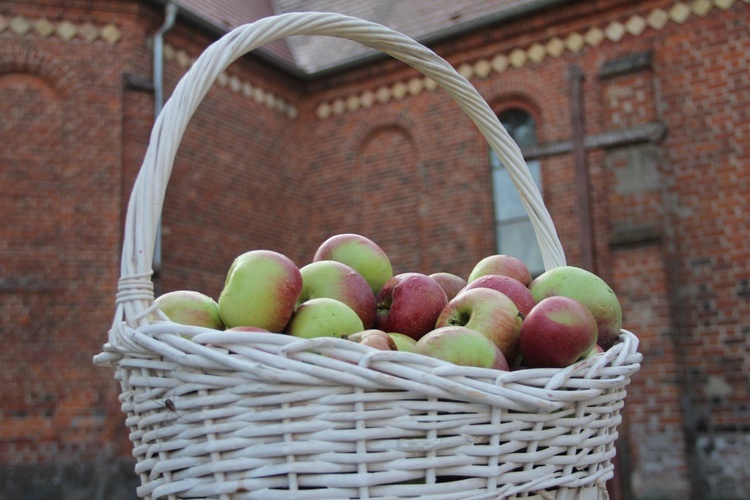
(298, 260, 376, 328)
(429, 272, 467, 301)
(374, 272, 448, 341)
(154, 290, 224, 329)
(285, 297, 364, 339)
(519, 296, 598, 368)
(468, 254, 532, 287)
(460, 274, 536, 316)
(435, 287, 523, 365)
(313, 233, 393, 294)
(529, 266, 622, 349)
(347, 329, 397, 351)
(415, 326, 509, 370)
(388, 332, 417, 352)
(218, 250, 302, 331)
(225, 326, 269, 332)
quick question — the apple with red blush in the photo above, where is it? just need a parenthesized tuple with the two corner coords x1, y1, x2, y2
(435, 287, 523, 365)
(529, 266, 622, 349)
(519, 296, 598, 368)
(313, 233, 393, 295)
(468, 254, 532, 287)
(218, 250, 302, 332)
(298, 260, 376, 328)
(460, 274, 536, 317)
(415, 326, 509, 370)
(347, 329, 398, 351)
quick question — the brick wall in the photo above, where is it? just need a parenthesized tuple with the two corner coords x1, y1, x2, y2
(1, 0, 749, 498)
(1, 0, 136, 473)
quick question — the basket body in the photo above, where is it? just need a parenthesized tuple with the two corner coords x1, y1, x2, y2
(112, 328, 639, 499)
(96, 12, 642, 499)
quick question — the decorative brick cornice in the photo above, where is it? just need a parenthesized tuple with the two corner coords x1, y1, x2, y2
(3, 0, 746, 121)
(0, 10, 298, 120)
(0, 14, 121, 44)
(315, 0, 750, 120)
(162, 42, 298, 120)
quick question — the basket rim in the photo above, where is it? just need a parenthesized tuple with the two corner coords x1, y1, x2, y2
(97, 325, 641, 414)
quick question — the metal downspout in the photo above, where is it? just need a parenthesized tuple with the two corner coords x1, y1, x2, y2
(152, 2, 177, 290)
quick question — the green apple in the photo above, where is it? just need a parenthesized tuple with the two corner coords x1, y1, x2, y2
(154, 290, 224, 329)
(225, 326, 269, 333)
(529, 266, 622, 349)
(415, 325, 509, 370)
(218, 250, 302, 331)
(285, 297, 364, 339)
(298, 260, 376, 328)
(388, 332, 417, 352)
(313, 233, 393, 294)
(468, 254, 532, 287)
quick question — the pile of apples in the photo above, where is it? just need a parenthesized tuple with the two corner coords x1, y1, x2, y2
(155, 233, 624, 371)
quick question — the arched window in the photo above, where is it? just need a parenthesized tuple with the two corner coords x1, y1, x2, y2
(490, 108, 544, 276)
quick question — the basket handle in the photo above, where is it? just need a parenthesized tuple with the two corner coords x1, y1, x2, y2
(110, 12, 566, 347)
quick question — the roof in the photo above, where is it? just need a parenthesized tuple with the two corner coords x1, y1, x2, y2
(158, 0, 563, 76)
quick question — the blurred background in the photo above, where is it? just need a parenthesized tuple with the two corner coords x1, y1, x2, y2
(1, 0, 748, 498)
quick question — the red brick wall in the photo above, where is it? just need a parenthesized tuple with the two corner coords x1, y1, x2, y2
(2, 0, 749, 498)
(1, 0, 136, 466)
(155, 17, 305, 298)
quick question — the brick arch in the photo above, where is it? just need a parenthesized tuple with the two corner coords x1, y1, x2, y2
(346, 116, 423, 272)
(0, 45, 82, 98)
(485, 77, 566, 144)
(0, 73, 64, 254)
(346, 111, 420, 160)
(0, 46, 72, 261)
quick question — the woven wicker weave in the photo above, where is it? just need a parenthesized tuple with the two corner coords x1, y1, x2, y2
(94, 12, 642, 500)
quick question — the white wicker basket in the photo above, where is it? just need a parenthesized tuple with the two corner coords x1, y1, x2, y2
(95, 12, 642, 500)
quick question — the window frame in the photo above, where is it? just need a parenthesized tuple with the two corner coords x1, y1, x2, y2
(489, 106, 545, 277)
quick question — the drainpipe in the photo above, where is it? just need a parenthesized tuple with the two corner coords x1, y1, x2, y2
(152, 2, 178, 289)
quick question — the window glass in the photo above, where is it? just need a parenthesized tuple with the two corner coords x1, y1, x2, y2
(491, 109, 545, 276)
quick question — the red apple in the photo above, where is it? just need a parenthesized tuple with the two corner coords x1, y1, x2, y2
(415, 326, 509, 370)
(374, 272, 448, 341)
(460, 274, 536, 316)
(519, 296, 598, 368)
(313, 233, 393, 295)
(435, 287, 523, 365)
(468, 254, 532, 287)
(298, 260, 376, 328)
(429, 272, 467, 301)
(529, 266, 622, 349)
